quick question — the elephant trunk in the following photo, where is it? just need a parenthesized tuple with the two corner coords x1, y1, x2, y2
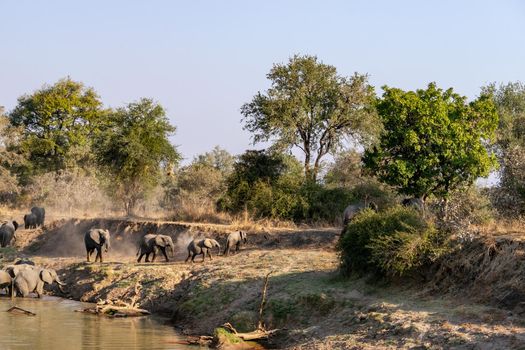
(56, 277, 66, 292)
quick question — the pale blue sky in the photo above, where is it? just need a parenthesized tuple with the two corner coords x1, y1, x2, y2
(1, 1, 524, 163)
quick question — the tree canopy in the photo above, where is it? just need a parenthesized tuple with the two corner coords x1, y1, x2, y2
(241, 54, 379, 182)
(9, 78, 105, 174)
(363, 83, 498, 201)
(95, 98, 180, 215)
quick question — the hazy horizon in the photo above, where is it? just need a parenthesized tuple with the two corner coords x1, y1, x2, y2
(1, 0, 524, 163)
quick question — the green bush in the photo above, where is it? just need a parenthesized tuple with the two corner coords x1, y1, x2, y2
(338, 206, 447, 277)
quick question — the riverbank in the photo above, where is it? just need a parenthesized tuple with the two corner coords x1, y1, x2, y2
(2, 218, 525, 348)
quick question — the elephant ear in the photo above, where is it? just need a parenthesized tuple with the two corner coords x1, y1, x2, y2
(40, 269, 54, 284)
(155, 235, 166, 247)
(202, 239, 213, 249)
(98, 230, 107, 244)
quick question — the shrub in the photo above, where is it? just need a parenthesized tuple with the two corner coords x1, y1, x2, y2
(338, 206, 447, 277)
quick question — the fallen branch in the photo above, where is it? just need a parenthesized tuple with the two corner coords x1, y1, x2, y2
(75, 304, 150, 317)
(220, 323, 280, 341)
(7, 306, 36, 316)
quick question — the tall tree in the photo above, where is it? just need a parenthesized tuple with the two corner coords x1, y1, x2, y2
(241, 54, 378, 182)
(9, 78, 105, 174)
(0, 106, 25, 200)
(482, 82, 525, 215)
(95, 98, 180, 215)
(363, 83, 498, 203)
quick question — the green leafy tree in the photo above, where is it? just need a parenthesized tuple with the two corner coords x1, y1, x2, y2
(193, 146, 234, 175)
(482, 82, 525, 215)
(363, 83, 498, 204)
(0, 106, 25, 201)
(218, 150, 307, 219)
(8, 78, 105, 174)
(95, 98, 180, 215)
(241, 54, 379, 182)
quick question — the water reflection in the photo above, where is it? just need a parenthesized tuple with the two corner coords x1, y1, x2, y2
(0, 296, 194, 350)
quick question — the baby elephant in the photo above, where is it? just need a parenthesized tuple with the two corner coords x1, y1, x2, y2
(84, 228, 111, 263)
(13, 268, 65, 298)
(137, 234, 175, 262)
(0, 270, 12, 296)
(185, 238, 221, 263)
(223, 231, 247, 256)
(24, 213, 38, 229)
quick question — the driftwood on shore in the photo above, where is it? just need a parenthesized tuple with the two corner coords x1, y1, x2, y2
(221, 322, 281, 341)
(76, 281, 149, 317)
(75, 304, 151, 317)
(6, 306, 36, 316)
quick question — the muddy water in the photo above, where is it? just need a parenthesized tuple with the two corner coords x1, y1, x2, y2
(0, 296, 195, 350)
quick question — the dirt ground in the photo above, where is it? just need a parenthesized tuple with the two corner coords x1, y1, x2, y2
(2, 216, 525, 349)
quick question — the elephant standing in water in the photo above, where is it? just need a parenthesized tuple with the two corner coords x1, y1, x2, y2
(223, 231, 247, 256)
(0, 221, 19, 247)
(84, 229, 111, 263)
(31, 207, 45, 227)
(137, 234, 175, 262)
(185, 238, 221, 263)
(13, 268, 65, 298)
(0, 270, 12, 295)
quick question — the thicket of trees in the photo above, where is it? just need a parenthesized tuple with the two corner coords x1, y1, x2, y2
(0, 55, 522, 229)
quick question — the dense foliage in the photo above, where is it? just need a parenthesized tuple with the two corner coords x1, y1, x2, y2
(483, 82, 525, 216)
(94, 98, 180, 215)
(241, 54, 379, 182)
(8, 78, 105, 175)
(364, 83, 499, 202)
(338, 206, 446, 277)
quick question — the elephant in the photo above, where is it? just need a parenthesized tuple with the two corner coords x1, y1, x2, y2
(402, 197, 425, 212)
(14, 258, 35, 266)
(0, 221, 19, 247)
(223, 231, 247, 256)
(13, 268, 65, 298)
(24, 213, 38, 229)
(343, 202, 378, 226)
(4, 263, 36, 279)
(185, 238, 221, 263)
(137, 234, 175, 262)
(84, 228, 111, 262)
(31, 206, 46, 227)
(0, 270, 12, 295)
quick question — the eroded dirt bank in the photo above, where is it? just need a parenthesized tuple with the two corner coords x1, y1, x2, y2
(2, 218, 525, 349)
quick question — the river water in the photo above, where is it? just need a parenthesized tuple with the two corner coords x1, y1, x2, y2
(0, 296, 195, 350)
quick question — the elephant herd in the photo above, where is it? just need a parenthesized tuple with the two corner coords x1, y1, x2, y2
(0, 206, 45, 248)
(83, 228, 248, 264)
(0, 260, 65, 298)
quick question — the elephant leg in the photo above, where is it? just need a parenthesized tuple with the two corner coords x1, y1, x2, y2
(236, 242, 240, 252)
(160, 247, 169, 262)
(185, 251, 191, 263)
(137, 252, 144, 263)
(224, 246, 229, 256)
(87, 249, 92, 262)
(151, 251, 157, 262)
(192, 253, 199, 263)
(16, 281, 28, 297)
(95, 248, 101, 262)
(207, 249, 213, 261)
(36, 282, 44, 298)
